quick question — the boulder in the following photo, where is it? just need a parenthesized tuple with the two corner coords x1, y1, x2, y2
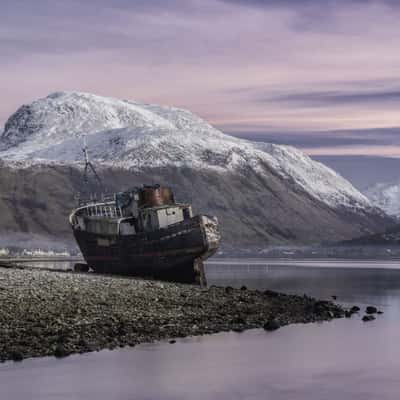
(74, 263, 89, 273)
(54, 344, 69, 358)
(362, 315, 375, 322)
(263, 318, 280, 331)
(225, 286, 234, 294)
(10, 349, 23, 362)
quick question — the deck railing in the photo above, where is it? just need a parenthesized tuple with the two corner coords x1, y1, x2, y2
(84, 202, 123, 218)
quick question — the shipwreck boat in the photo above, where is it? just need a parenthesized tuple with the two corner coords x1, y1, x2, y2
(69, 184, 220, 285)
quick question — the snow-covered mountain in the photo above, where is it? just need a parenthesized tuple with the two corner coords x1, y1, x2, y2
(0, 92, 393, 248)
(0, 91, 371, 210)
(364, 181, 400, 217)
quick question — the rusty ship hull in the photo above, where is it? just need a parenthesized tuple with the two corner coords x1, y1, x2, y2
(72, 215, 218, 283)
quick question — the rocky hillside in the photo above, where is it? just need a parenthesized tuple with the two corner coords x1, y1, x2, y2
(341, 224, 400, 246)
(0, 92, 393, 250)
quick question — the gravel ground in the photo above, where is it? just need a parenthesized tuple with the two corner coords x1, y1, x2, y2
(0, 264, 346, 362)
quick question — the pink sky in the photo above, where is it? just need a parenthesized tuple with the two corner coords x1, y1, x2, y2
(1, 0, 400, 156)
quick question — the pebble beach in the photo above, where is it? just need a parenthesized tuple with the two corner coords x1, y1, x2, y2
(0, 264, 346, 362)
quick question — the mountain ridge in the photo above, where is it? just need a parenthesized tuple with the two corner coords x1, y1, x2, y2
(0, 91, 393, 250)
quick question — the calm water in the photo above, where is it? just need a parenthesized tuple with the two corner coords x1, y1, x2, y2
(2, 260, 400, 400)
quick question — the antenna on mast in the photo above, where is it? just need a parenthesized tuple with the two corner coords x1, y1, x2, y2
(83, 140, 90, 167)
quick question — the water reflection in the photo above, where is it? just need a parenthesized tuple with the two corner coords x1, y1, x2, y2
(207, 262, 400, 308)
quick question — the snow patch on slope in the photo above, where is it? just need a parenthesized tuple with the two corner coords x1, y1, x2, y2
(255, 143, 369, 210)
(0, 91, 372, 211)
(364, 181, 400, 216)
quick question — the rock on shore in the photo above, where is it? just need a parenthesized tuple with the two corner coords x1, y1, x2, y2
(0, 266, 345, 362)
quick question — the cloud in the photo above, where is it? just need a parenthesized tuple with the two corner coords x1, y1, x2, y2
(219, 0, 400, 32)
(220, 0, 399, 9)
(228, 127, 400, 149)
(263, 89, 400, 108)
(230, 132, 382, 148)
(304, 145, 400, 157)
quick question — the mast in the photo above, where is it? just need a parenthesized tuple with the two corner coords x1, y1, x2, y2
(82, 141, 104, 193)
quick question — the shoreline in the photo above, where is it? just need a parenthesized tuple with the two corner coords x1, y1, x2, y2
(209, 259, 400, 269)
(3, 256, 400, 265)
(0, 265, 347, 362)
